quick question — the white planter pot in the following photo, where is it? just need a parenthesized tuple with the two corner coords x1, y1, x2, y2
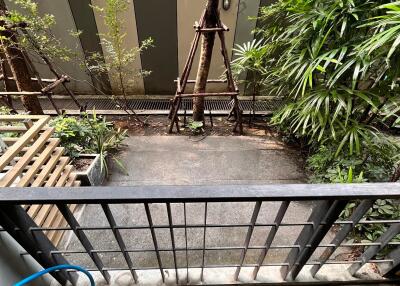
(75, 154, 105, 186)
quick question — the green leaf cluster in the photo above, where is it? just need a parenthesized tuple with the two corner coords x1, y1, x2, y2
(245, 0, 400, 247)
(50, 112, 127, 175)
(187, 120, 204, 135)
(88, 0, 154, 96)
(2, 0, 75, 62)
(250, 0, 400, 180)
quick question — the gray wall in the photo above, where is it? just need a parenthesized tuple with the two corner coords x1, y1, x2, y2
(4, 0, 274, 95)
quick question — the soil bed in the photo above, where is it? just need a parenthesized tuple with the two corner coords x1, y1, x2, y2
(73, 158, 92, 172)
(112, 115, 278, 137)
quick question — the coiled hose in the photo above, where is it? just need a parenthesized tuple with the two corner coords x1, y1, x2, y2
(14, 264, 95, 286)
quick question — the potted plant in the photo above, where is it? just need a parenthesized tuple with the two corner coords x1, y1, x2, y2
(51, 111, 127, 186)
(73, 153, 104, 186)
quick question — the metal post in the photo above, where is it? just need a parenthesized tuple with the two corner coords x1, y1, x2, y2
(282, 200, 332, 280)
(349, 222, 400, 276)
(288, 200, 348, 280)
(310, 200, 374, 277)
(144, 203, 165, 282)
(201, 202, 208, 281)
(383, 246, 400, 278)
(101, 204, 138, 283)
(57, 204, 111, 283)
(234, 201, 262, 280)
(166, 203, 179, 283)
(253, 201, 290, 280)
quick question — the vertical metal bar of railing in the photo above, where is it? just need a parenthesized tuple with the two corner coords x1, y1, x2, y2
(282, 200, 332, 280)
(288, 200, 348, 280)
(101, 204, 138, 283)
(200, 202, 208, 282)
(57, 204, 111, 283)
(234, 201, 262, 280)
(144, 203, 165, 282)
(0, 205, 75, 285)
(184, 203, 189, 283)
(166, 203, 179, 283)
(383, 247, 400, 278)
(348, 222, 400, 276)
(252, 201, 290, 280)
(310, 200, 374, 277)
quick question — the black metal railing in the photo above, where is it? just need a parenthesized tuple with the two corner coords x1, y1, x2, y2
(1, 184, 400, 285)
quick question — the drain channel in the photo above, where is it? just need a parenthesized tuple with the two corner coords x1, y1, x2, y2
(8, 98, 284, 115)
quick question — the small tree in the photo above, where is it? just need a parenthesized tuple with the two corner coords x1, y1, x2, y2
(89, 0, 153, 122)
(192, 0, 219, 122)
(232, 39, 268, 119)
(0, 0, 43, 114)
(7, 0, 74, 64)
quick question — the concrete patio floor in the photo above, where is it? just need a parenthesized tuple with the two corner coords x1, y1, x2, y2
(107, 136, 306, 186)
(60, 135, 350, 284)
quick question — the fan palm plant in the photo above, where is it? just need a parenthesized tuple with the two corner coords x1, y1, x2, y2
(252, 0, 399, 162)
(246, 0, 400, 244)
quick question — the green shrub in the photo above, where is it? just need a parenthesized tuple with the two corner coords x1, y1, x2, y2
(51, 112, 127, 174)
(244, 0, 400, 247)
(50, 116, 90, 159)
(307, 136, 399, 183)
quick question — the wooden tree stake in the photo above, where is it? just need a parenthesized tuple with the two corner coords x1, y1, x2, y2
(168, 2, 243, 134)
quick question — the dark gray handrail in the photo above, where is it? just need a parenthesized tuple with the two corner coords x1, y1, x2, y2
(1, 183, 400, 285)
(1, 183, 400, 204)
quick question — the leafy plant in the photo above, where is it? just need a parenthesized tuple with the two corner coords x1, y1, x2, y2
(341, 199, 400, 252)
(261, 0, 399, 156)
(251, 0, 400, 178)
(51, 111, 127, 175)
(247, 0, 400, 248)
(0, 106, 11, 115)
(50, 116, 90, 159)
(3, 0, 75, 63)
(187, 120, 204, 135)
(82, 111, 127, 175)
(232, 39, 269, 96)
(0, 106, 19, 139)
(307, 135, 399, 183)
(88, 0, 153, 122)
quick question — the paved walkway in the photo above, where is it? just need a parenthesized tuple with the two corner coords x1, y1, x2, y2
(61, 136, 337, 285)
(106, 136, 306, 186)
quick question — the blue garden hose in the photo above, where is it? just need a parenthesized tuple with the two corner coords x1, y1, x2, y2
(14, 264, 95, 286)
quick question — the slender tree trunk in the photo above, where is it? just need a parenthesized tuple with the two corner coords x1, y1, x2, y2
(0, 0, 43, 115)
(193, 0, 219, 121)
(391, 167, 400, 182)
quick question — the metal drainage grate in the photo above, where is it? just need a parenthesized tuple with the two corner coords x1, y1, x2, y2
(78, 98, 284, 112)
(9, 98, 284, 115)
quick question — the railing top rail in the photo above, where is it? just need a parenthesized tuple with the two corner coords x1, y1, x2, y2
(1, 183, 400, 204)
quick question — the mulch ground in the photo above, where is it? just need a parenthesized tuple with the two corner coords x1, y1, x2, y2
(112, 114, 281, 137)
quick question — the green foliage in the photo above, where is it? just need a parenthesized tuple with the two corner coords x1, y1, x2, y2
(250, 0, 400, 177)
(246, 0, 400, 247)
(51, 112, 127, 174)
(187, 120, 204, 135)
(89, 0, 153, 96)
(307, 135, 400, 183)
(341, 199, 400, 249)
(261, 0, 400, 157)
(83, 111, 128, 175)
(2, 0, 75, 62)
(0, 106, 18, 138)
(50, 116, 90, 159)
(232, 39, 269, 95)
